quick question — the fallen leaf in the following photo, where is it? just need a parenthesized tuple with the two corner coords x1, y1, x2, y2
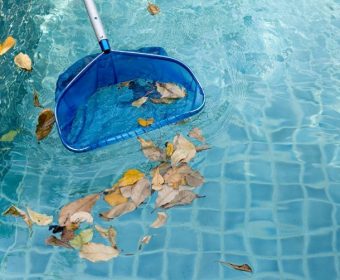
(163, 166, 187, 189)
(45, 235, 73, 249)
(33, 90, 43, 108)
(155, 185, 179, 208)
(138, 118, 154, 127)
(120, 185, 133, 198)
(58, 193, 100, 227)
(139, 235, 152, 250)
(117, 169, 145, 187)
(132, 96, 148, 107)
(151, 162, 171, 176)
(35, 109, 56, 141)
(117, 80, 132, 89)
(2, 205, 32, 227)
(171, 134, 196, 166)
(79, 242, 119, 262)
(156, 82, 186, 99)
(0, 36, 16, 56)
(150, 98, 174, 104)
(95, 225, 117, 248)
(27, 208, 53, 226)
(14, 52, 32, 71)
(70, 211, 94, 224)
(188, 127, 205, 142)
(61, 227, 76, 242)
(131, 178, 151, 206)
(165, 142, 174, 157)
(69, 228, 94, 249)
(150, 212, 167, 228)
(152, 167, 164, 191)
(0, 130, 19, 142)
(104, 188, 128, 207)
(218, 261, 252, 273)
(147, 2, 160, 15)
(137, 137, 165, 162)
(100, 201, 136, 220)
(184, 170, 204, 188)
(162, 190, 198, 209)
(196, 144, 211, 152)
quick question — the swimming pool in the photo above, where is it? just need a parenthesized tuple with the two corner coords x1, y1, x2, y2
(1, 0, 339, 279)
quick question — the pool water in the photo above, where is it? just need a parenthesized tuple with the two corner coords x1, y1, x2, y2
(0, 0, 339, 279)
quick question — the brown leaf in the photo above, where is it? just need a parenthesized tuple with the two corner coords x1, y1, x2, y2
(184, 170, 204, 188)
(150, 212, 167, 228)
(188, 127, 205, 143)
(131, 178, 151, 206)
(45, 235, 73, 249)
(156, 82, 186, 99)
(0, 36, 16, 56)
(171, 134, 196, 166)
(196, 144, 211, 152)
(120, 185, 133, 198)
(132, 96, 148, 107)
(139, 235, 152, 250)
(150, 98, 174, 104)
(61, 227, 76, 242)
(155, 185, 179, 208)
(33, 90, 43, 108)
(79, 242, 119, 262)
(117, 80, 132, 89)
(14, 52, 32, 71)
(147, 2, 160, 15)
(163, 167, 186, 189)
(137, 137, 165, 162)
(162, 190, 198, 209)
(2, 205, 32, 227)
(152, 167, 164, 191)
(218, 261, 252, 273)
(27, 208, 53, 226)
(58, 193, 100, 226)
(100, 201, 136, 220)
(35, 109, 56, 141)
(95, 225, 118, 248)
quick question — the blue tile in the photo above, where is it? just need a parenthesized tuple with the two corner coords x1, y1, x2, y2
(198, 209, 221, 230)
(224, 211, 245, 231)
(275, 162, 301, 184)
(111, 255, 135, 277)
(303, 164, 325, 184)
(277, 201, 303, 228)
(282, 258, 305, 278)
(296, 144, 322, 164)
(167, 253, 195, 280)
(169, 227, 198, 251)
(329, 184, 340, 203)
(327, 167, 340, 183)
(308, 256, 337, 280)
(202, 232, 221, 252)
(137, 252, 163, 279)
(196, 182, 221, 210)
(4, 251, 26, 274)
(169, 208, 193, 224)
(227, 123, 248, 141)
(224, 161, 246, 181)
(308, 231, 333, 254)
(206, 147, 225, 162)
(250, 183, 273, 207)
(250, 238, 278, 257)
(84, 261, 109, 278)
(281, 236, 305, 256)
(30, 251, 51, 274)
(224, 233, 246, 253)
(204, 164, 222, 179)
(277, 184, 303, 202)
(307, 201, 332, 230)
(249, 160, 272, 182)
(116, 222, 144, 252)
(255, 258, 279, 273)
(224, 183, 247, 209)
(197, 253, 222, 279)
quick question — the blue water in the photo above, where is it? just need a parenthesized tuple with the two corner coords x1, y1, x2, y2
(0, 0, 340, 279)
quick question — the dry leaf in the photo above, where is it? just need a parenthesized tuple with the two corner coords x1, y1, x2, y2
(150, 212, 167, 228)
(69, 228, 94, 249)
(117, 169, 145, 187)
(139, 235, 152, 250)
(0, 36, 16, 56)
(0, 130, 19, 142)
(188, 127, 205, 143)
(162, 190, 198, 209)
(104, 188, 128, 207)
(61, 227, 76, 242)
(100, 201, 136, 220)
(163, 167, 186, 189)
(35, 109, 56, 141)
(165, 142, 174, 157)
(70, 211, 93, 224)
(45, 235, 73, 249)
(33, 90, 43, 108)
(150, 98, 174, 104)
(131, 177, 151, 206)
(14, 52, 32, 71)
(151, 162, 171, 176)
(117, 80, 132, 89)
(196, 144, 211, 152)
(152, 167, 164, 191)
(185, 170, 204, 188)
(218, 261, 252, 273)
(58, 193, 100, 226)
(147, 2, 160, 15)
(138, 118, 154, 127)
(137, 137, 165, 162)
(27, 208, 53, 226)
(132, 96, 148, 107)
(120, 185, 133, 198)
(156, 82, 186, 99)
(171, 134, 196, 166)
(95, 225, 117, 248)
(79, 242, 119, 262)
(2, 205, 32, 227)
(155, 185, 179, 208)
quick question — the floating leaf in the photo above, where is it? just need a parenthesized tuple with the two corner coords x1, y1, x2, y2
(14, 52, 32, 71)
(139, 235, 152, 250)
(69, 228, 94, 249)
(151, 162, 171, 177)
(104, 188, 128, 207)
(137, 137, 165, 162)
(156, 82, 186, 99)
(150, 98, 174, 104)
(152, 167, 164, 191)
(150, 212, 167, 228)
(196, 144, 211, 152)
(147, 2, 160, 15)
(185, 170, 204, 188)
(120, 185, 133, 198)
(0, 130, 19, 142)
(95, 225, 117, 248)
(27, 208, 53, 226)
(61, 227, 76, 242)
(218, 261, 252, 273)
(117, 169, 145, 187)
(0, 36, 16, 56)
(162, 190, 198, 209)
(188, 127, 205, 143)
(163, 166, 187, 189)
(2, 205, 32, 227)
(79, 242, 119, 262)
(131, 177, 151, 206)
(35, 109, 56, 141)
(165, 142, 174, 157)
(155, 185, 179, 208)
(171, 134, 196, 166)
(33, 90, 43, 108)
(100, 201, 136, 220)
(132, 96, 148, 107)
(58, 193, 100, 226)
(45, 235, 73, 249)
(70, 211, 94, 224)
(137, 118, 154, 127)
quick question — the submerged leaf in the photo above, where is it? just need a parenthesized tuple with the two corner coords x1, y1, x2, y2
(171, 134, 196, 166)
(188, 127, 205, 143)
(14, 52, 32, 71)
(155, 185, 179, 208)
(70, 211, 94, 224)
(156, 82, 186, 99)
(27, 208, 53, 226)
(137, 118, 154, 127)
(33, 90, 43, 108)
(139, 235, 152, 250)
(69, 228, 94, 249)
(150, 212, 167, 228)
(131, 177, 151, 206)
(147, 2, 160, 15)
(2, 205, 32, 227)
(137, 137, 165, 162)
(152, 167, 164, 191)
(196, 144, 211, 152)
(100, 201, 136, 220)
(162, 190, 198, 209)
(0, 130, 19, 142)
(79, 242, 119, 262)
(185, 170, 204, 188)
(150, 98, 174, 104)
(45, 235, 73, 249)
(117, 169, 145, 187)
(35, 109, 56, 141)
(0, 36, 16, 56)
(218, 261, 252, 273)
(117, 80, 132, 89)
(132, 96, 148, 107)
(104, 188, 128, 207)
(95, 225, 117, 248)
(61, 227, 76, 242)
(58, 193, 100, 226)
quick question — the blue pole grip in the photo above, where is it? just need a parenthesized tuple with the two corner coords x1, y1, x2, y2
(99, 39, 111, 53)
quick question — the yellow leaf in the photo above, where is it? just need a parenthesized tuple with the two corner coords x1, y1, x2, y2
(147, 2, 160, 15)
(165, 142, 174, 157)
(104, 188, 128, 207)
(137, 118, 154, 127)
(0, 36, 16, 56)
(35, 109, 55, 141)
(79, 242, 119, 262)
(156, 82, 186, 99)
(14, 52, 32, 71)
(117, 169, 145, 187)
(0, 130, 19, 142)
(132, 96, 148, 107)
(27, 208, 53, 226)
(69, 228, 94, 249)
